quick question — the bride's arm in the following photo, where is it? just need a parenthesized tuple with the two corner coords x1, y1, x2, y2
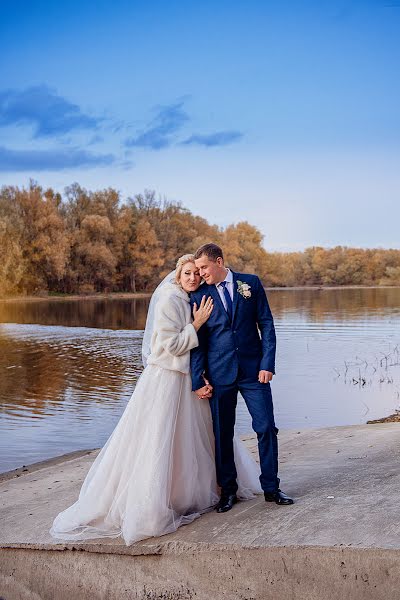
(155, 297, 199, 357)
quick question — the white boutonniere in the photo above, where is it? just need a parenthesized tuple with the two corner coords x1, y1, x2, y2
(237, 280, 251, 299)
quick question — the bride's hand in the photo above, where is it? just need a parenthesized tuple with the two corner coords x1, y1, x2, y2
(193, 295, 213, 331)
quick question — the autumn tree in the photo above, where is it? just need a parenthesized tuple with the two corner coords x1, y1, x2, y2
(0, 187, 25, 295)
(223, 221, 267, 274)
(62, 184, 121, 292)
(1, 182, 400, 295)
(0, 182, 69, 294)
(128, 190, 221, 283)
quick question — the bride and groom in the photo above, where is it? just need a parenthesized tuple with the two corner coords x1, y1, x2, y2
(50, 243, 293, 546)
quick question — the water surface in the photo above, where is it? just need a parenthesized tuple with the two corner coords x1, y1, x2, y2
(1, 288, 399, 472)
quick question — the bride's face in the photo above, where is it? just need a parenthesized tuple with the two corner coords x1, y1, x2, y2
(180, 262, 202, 292)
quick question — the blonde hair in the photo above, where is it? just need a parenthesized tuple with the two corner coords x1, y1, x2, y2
(175, 254, 196, 284)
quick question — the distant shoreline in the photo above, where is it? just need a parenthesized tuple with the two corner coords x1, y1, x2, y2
(1, 285, 400, 303)
(0, 292, 152, 303)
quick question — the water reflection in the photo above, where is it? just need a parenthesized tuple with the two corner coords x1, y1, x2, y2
(0, 325, 143, 472)
(0, 288, 399, 473)
(0, 297, 150, 330)
(270, 287, 400, 321)
(1, 288, 399, 331)
(0, 325, 142, 419)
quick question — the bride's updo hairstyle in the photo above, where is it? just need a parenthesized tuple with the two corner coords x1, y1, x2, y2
(175, 254, 196, 284)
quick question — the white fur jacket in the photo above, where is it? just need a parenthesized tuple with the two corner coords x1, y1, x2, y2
(146, 282, 198, 374)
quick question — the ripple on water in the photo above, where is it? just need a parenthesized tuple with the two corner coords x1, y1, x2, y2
(0, 294, 399, 472)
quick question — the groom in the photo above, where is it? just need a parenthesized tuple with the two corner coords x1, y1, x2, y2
(190, 243, 293, 512)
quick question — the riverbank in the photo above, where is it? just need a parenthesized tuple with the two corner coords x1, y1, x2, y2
(1, 417, 398, 481)
(0, 448, 96, 483)
(367, 411, 400, 424)
(1, 424, 399, 599)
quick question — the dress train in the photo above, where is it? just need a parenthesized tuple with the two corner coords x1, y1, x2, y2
(50, 365, 261, 546)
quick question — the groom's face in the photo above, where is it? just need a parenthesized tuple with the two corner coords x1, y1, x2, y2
(195, 255, 225, 285)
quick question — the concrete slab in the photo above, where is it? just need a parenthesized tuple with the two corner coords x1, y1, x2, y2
(1, 424, 400, 599)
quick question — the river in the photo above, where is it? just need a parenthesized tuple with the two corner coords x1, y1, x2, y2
(0, 288, 399, 472)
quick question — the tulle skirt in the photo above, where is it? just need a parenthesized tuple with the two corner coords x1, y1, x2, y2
(50, 365, 261, 546)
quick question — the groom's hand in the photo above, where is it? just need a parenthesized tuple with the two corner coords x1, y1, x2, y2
(195, 384, 213, 399)
(258, 370, 273, 383)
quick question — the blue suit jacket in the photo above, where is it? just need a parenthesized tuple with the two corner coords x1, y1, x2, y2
(190, 271, 276, 390)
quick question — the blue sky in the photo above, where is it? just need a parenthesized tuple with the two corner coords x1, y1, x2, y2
(1, 0, 399, 250)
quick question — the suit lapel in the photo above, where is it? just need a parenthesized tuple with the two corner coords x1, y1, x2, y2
(208, 283, 230, 324)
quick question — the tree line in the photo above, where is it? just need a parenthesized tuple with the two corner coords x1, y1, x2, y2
(1, 181, 399, 296)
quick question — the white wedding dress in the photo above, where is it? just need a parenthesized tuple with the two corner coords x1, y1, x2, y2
(50, 281, 261, 546)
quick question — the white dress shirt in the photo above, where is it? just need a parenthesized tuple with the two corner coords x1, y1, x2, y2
(215, 269, 233, 310)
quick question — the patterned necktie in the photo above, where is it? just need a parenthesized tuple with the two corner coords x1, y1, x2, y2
(219, 281, 233, 321)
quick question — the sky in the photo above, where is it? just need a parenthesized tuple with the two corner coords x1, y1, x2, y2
(1, 0, 399, 251)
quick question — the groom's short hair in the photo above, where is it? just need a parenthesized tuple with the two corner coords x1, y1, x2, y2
(194, 243, 224, 262)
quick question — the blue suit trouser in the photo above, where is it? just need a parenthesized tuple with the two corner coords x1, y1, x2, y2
(209, 376, 280, 494)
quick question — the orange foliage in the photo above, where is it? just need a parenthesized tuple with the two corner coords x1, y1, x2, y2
(1, 182, 400, 295)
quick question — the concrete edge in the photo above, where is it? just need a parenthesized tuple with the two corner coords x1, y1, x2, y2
(2, 544, 400, 600)
(0, 449, 97, 483)
(2, 540, 400, 557)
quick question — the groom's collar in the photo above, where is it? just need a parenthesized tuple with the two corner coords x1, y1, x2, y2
(216, 268, 233, 287)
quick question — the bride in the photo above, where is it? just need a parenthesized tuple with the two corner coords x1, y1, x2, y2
(50, 254, 261, 546)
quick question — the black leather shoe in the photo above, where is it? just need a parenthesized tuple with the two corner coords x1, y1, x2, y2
(215, 494, 238, 513)
(264, 489, 294, 505)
